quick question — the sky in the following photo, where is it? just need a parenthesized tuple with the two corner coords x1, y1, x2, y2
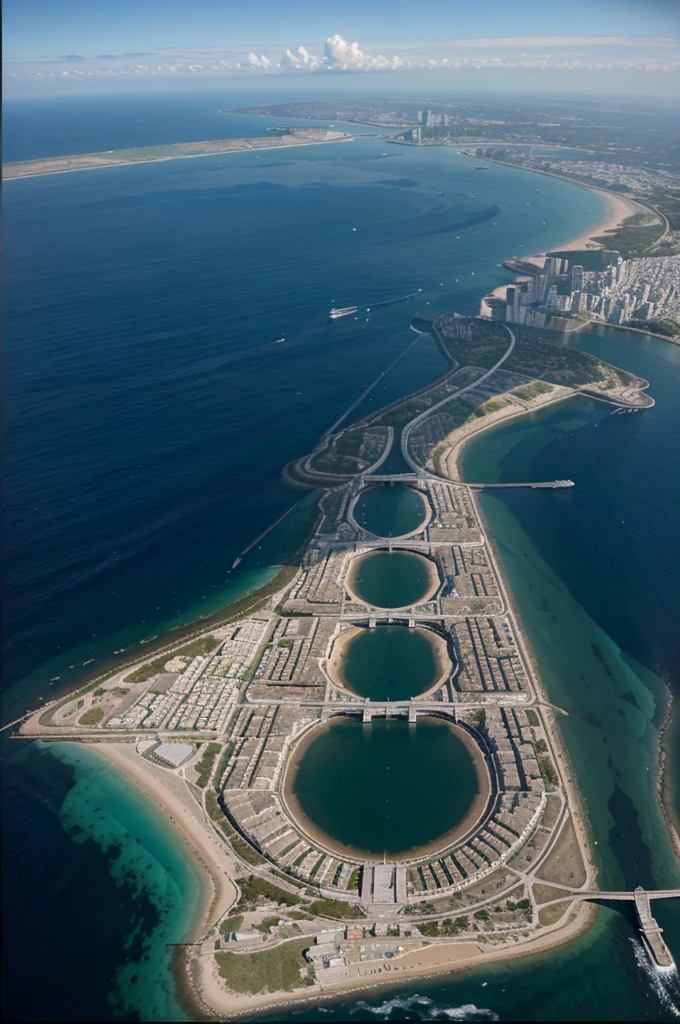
(3, 0, 680, 98)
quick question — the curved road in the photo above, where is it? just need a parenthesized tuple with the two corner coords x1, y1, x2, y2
(401, 323, 516, 472)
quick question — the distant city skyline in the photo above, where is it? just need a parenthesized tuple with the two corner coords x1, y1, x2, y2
(4, 0, 679, 97)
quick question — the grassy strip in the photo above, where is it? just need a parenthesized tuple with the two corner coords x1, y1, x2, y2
(79, 707, 105, 726)
(219, 914, 244, 935)
(307, 899, 364, 920)
(215, 938, 313, 995)
(231, 836, 266, 866)
(125, 635, 220, 683)
(236, 875, 299, 911)
(195, 742, 222, 788)
(538, 754, 558, 785)
(213, 741, 235, 790)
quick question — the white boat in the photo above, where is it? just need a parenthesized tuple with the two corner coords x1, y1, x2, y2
(329, 306, 358, 319)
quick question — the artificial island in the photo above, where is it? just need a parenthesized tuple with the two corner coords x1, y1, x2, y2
(15, 297, 679, 1017)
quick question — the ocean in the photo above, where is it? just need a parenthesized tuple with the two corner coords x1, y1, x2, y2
(3, 90, 679, 1020)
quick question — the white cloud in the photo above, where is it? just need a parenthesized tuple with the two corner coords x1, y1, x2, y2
(323, 34, 402, 71)
(10, 31, 680, 84)
(281, 45, 320, 70)
(247, 52, 273, 70)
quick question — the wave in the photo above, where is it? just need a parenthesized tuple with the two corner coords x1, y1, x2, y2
(350, 994, 499, 1020)
(630, 937, 680, 1018)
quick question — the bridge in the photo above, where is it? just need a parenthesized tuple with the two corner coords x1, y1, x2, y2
(541, 886, 678, 969)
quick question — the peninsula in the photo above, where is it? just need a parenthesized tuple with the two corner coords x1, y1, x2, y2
(16, 298, 677, 1017)
(1, 128, 350, 180)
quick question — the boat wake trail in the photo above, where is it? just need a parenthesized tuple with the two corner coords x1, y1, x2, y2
(631, 938, 680, 1018)
(368, 291, 423, 308)
(349, 994, 499, 1020)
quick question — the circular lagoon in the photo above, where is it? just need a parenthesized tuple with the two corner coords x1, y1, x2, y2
(353, 485, 428, 538)
(331, 624, 450, 701)
(285, 716, 489, 859)
(347, 550, 438, 608)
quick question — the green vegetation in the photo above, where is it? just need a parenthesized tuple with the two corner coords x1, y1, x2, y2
(538, 755, 558, 785)
(440, 916, 469, 935)
(271, 868, 305, 888)
(644, 319, 680, 338)
(436, 317, 509, 369)
(307, 899, 364, 920)
(504, 328, 627, 388)
(468, 708, 486, 728)
(310, 428, 369, 475)
(278, 639, 293, 649)
(235, 876, 299, 912)
(473, 396, 511, 417)
(213, 742, 235, 790)
(473, 909, 490, 922)
(516, 899, 531, 910)
(347, 868, 361, 891)
(288, 910, 313, 920)
(254, 915, 280, 934)
(215, 937, 311, 995)
(93, 687, 105, 697)
(78, 707, 105, 726)
(419, 921, 440, 937)
(513, 381, 554, 401)
(194, 742, 222, 788)
(593, 214, 665, 257)
(535, 739, 548, 754)
(125, 635, 219, 683)
(219, 914, 244, 935)
(526, 710, 539, 727)
(231, 836, 266, 866)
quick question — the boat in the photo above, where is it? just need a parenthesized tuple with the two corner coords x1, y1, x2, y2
(113, 648, 127, 654)
(274, 337, 285, 343)
(83, 658, 95, 666)
(329, 306, 358, 319)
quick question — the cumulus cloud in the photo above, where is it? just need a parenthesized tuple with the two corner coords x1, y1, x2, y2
(323, 34, 402, 71)
(247, 52, 273, 70)
(281, 45, 320, 70)
(10, 32, 680, 84)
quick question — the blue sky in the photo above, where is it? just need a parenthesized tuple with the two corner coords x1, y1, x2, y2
(4, 0, 679, 97)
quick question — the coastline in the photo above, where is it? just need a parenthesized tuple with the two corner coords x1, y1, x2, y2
(85, 742, 238, 940)
(13, 160, 650, 1021)
(280, 716, 492, 864)
(2, 134, 352, 182)
(179, 900, 598, 1021)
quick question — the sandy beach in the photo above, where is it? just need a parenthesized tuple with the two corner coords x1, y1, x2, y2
(89, 742, 238, 937)
(181, 899, 598, 1020)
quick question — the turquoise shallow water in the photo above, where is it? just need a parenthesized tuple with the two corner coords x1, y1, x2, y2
(4, 91, 677, 1021)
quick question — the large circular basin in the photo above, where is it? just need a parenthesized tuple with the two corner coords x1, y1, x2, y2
(353, 485, 428, 538)
(331, 624, 450, 701)
(346, 550, 438, 608)
(284, 716, 489, 859)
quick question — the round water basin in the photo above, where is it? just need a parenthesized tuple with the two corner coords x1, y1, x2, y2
(353, 485, 428, 538)
(332, 624, 450, 701)
(285, 716, 489, 859)
(347, 550, 438, 608)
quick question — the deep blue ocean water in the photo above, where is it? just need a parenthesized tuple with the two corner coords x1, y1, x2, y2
(3, 92, 680, 1021)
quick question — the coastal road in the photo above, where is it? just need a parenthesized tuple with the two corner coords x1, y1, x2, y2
(400, 323, 516, 472)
